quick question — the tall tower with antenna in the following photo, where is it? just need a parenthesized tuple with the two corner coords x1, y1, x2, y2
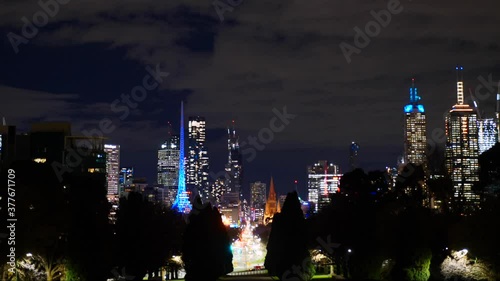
(403, 78, 427, 167)
(172, 101, 192, 213)
(445, 66, 480, 214)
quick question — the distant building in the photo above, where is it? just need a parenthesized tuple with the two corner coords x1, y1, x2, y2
(30, 122, 71, 165)
(307, 161, 342, 213)
(404, 79, 427, 167)
(445, 67, 480, 213)
(349, 142, 360, 171)
(225, 122, 243, 197)
(104, 144, 120, 197)
(497, 94, 500, 142)
(119, 167, 134, 196)
(478, 118, 497, 154)
(64, 136, 107, 176)
(157, 132, 180, 207)
(250, 181, 266, 224)
(187, 116, 210, 199)
(263, 177, 280, 225)
(250, 181, 266, 208)
(210, 176, 226, 206)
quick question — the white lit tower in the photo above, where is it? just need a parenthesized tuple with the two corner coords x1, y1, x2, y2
(404, 78, 427, 167)
(157, 121, 180, 207)
(307, 160, 342, 213)
(471, 91, 498, 154)
(225, 120, 243, 197)
(187, 116, 210, 199)
(104, 144, 120, 198)
(445, 66, 480, 213)
(497, 92, 500, 143)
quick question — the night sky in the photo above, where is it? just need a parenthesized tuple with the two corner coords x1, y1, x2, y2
(1, 0, 500, 197)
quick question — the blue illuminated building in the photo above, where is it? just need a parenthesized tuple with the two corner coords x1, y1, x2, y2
(173, 102, 192, 213)
(403, 78, 427, 167)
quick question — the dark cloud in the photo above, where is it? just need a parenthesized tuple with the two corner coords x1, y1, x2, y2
(1, 0, 500, 190)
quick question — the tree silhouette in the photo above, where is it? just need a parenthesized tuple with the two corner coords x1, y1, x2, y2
(182, 196, 233, 281)
(116, 192, 183, 281)
(265, 191, 313, 280)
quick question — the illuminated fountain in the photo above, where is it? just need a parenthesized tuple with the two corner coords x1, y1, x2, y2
(231, 223, 266, 272)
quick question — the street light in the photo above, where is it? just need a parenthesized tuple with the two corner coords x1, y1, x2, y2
(26, 253, 33, 257)
(347, 249, 352, 253)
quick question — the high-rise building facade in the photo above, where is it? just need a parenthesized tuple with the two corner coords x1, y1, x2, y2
(496, 93, 500, 143)
(478, 118, 498, 154)
(104, 144, 120, 197)
(445, 67, 480, 213)
(157, 135, 180, 187)
(349, 142, 360, 171)
(250, 181, 266, 223)
(225, 122, 243, 197)
(119, 167, 134, 196)
(187, 116, 210, 198)
(210, 176, 226, 205)
(404, 79, 427, 166)
(307, 160, 342, 213)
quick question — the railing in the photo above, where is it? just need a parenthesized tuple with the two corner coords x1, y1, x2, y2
(227, 269, 268, 276)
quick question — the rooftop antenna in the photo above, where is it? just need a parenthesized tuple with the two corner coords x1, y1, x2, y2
(469, 88, 482, 119)
(456, 66, 464, 105)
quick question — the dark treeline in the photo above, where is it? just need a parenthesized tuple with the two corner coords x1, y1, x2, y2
(0, 158, 234, 281)
(265, 143, 500, 281)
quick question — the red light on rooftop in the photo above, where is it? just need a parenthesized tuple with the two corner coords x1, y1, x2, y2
(294, 180, 298, 184)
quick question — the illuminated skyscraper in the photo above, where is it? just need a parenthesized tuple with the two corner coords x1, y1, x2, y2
(157, 135, 180, 186)
(210, 176, 226, 205)
(187, 116, 210, 199)
(478, 118, 497, 154)
(158, 126, 180, 207)
(349, 142, 360, 171)
(119, 167, 134, 196)
(497, 93, 500, 143)
(307, 160, 342, 213)
(404, 79, 427, 167)
(104, 144, 120, 197)
(173, 102, 192, 213)
(445, 66, 480, 213)
(250, 181, 266, 223)
(225, 121, 243, 196)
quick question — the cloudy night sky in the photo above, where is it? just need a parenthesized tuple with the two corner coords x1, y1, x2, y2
(1, 0, 500, 197)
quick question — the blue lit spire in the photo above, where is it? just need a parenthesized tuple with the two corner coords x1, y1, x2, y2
(404, 78, 425, 113)
(172, 101, 192, 213)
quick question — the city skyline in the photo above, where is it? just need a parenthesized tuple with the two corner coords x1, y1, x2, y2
(2, 1, 500, 197)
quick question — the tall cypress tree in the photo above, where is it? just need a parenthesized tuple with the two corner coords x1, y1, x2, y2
(182, 196, 233, 281)
(265, 191, 313, 280)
